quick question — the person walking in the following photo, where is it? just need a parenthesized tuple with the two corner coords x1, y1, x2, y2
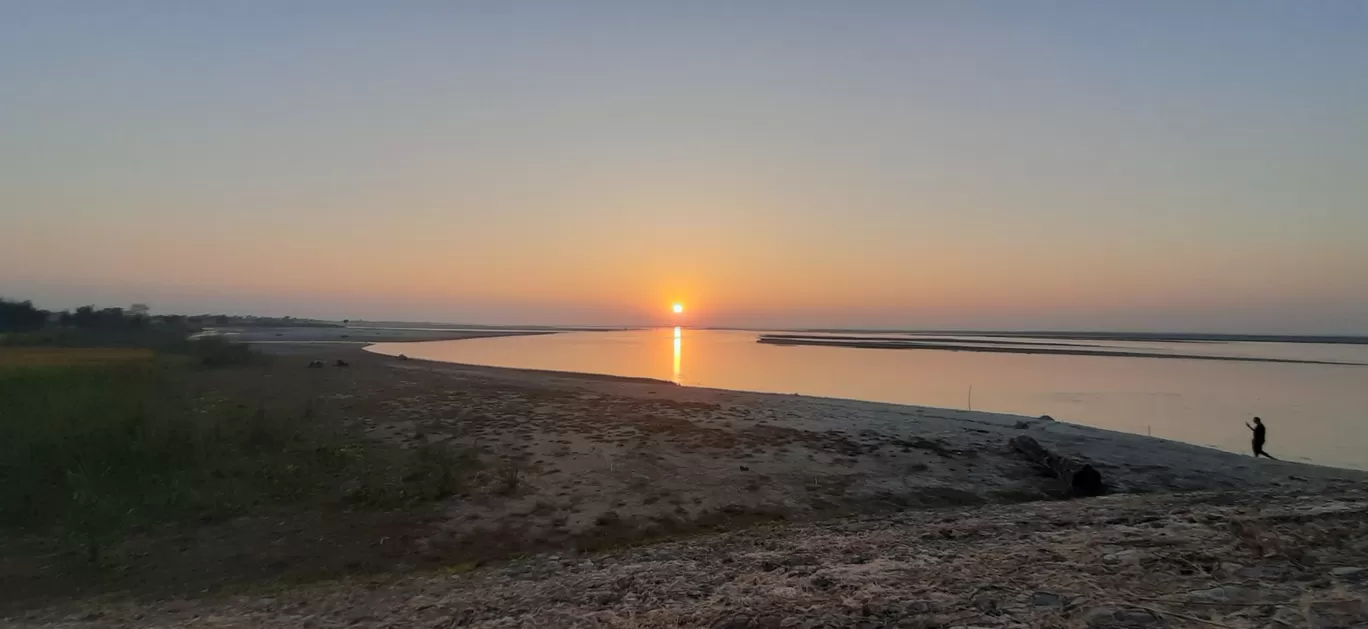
(1246, 417, 1276, 459)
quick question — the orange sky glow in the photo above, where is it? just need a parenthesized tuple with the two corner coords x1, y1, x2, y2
(2, 4, 1366, 332)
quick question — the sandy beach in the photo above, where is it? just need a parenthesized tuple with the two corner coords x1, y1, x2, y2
(7, 341, 1366, 625)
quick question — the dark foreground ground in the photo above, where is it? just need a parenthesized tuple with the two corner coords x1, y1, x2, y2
(13, 487, 1368, 628)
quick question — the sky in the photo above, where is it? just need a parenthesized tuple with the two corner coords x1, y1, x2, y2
(2, 2, 1366, 332)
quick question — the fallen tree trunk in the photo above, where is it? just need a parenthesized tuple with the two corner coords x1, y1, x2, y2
(1008, 435, 1105, 497)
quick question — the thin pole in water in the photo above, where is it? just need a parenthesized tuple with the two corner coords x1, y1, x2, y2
(967, 385, 973, 411)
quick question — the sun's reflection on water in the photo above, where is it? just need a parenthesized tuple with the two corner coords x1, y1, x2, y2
(672, 326, 682, 384)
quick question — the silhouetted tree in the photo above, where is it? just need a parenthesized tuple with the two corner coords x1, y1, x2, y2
(72, 306, 98, 328)
(0, 299, 49, 332)
(96, 308, 125, 327)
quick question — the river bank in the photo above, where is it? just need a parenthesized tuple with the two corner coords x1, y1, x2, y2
(5, 343, 1364, 618)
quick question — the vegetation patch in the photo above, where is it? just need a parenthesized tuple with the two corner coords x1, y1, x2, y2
(0, 360, 475, 564)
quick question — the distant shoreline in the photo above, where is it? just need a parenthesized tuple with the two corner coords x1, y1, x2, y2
(758, 334, 1368, 366)
(788, 329, 1368, 345)
(222, 325, 561, 349)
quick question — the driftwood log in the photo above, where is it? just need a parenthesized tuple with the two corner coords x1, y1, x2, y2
(1008, 435, 1105, 497)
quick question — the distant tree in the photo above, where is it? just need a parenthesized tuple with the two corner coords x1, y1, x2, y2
(96, 308, 125, 327)
(72, 305, 98, 328)
(0, 298, 48, 332)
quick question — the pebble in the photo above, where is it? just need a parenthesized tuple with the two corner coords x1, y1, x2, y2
(1103, 549, 1145, 565)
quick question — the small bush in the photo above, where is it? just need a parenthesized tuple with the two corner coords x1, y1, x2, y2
(493, 456, 525, 496)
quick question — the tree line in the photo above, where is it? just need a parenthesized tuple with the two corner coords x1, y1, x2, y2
(0, 298, 340, 335)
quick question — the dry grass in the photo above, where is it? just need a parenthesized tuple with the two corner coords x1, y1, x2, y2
(0, 347, 155, 368)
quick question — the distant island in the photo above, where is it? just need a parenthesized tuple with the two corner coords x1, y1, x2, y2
(791, 330, 1368, 345)
(757, 333, 1368, 366)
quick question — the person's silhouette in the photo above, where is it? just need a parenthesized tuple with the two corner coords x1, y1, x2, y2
(1246, 417, 1276, 459)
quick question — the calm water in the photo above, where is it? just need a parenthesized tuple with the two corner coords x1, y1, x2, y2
(367, 329, 1368, 470)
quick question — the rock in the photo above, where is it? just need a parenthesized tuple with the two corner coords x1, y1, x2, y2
(740, 465, 750, 471)
(1030, 591, 1064, 608)
(972, 593, 1001, 614)
(1330, 566, 1366, 581)
(1103, 549, 1145, 566)
(1081, 607, 1116, 627)
(1014, 421, 1030, 429)
(1039, 415, 1055, 421)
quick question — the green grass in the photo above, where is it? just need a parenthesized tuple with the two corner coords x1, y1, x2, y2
(0, 360, 474, 562)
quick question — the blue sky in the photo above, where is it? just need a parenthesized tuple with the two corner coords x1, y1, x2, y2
(2, 2, 1365, 331)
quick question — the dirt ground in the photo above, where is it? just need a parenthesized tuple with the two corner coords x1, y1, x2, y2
(4, 345, 1364, 617)
(14, 487, 1368, 628)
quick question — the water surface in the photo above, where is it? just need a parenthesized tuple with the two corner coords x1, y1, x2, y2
(367, 329, 1368, 470)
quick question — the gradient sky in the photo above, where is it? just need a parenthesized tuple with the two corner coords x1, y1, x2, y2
(3, 2, 1366, 331)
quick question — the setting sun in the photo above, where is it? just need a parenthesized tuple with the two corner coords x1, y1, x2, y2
(672, 303, 684, 314)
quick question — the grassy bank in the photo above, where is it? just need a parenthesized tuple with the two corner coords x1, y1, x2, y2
(0, 347, 473, 566)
